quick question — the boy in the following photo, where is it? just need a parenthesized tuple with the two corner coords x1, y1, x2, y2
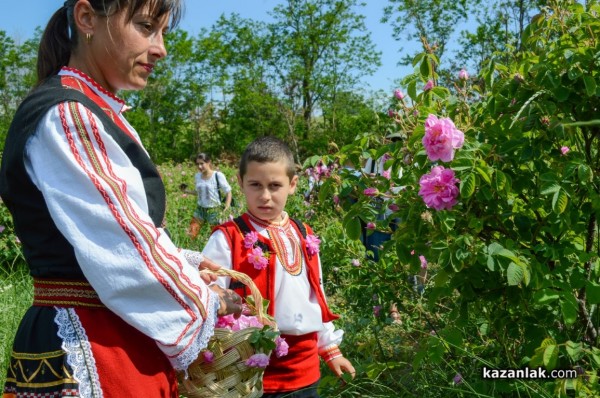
(202, 136, 355, 397)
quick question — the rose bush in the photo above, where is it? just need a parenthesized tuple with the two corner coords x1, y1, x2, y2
(314, 2, 600, 396)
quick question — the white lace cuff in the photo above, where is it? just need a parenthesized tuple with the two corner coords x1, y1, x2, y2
(181, 249, 205, 269)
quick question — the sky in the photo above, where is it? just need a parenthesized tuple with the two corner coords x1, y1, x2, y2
(0, 0, 420, 94)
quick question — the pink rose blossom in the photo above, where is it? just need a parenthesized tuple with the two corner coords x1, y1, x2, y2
(351, 259, 361, 267)
(419, 255, 428, 270)
(275, 337, 289, 358)
(382, 170, 391, 180)
(363, 187, 378, 196)
(245, 353, 270, 368)
(410, 250, 415, 255)
(561, 146, 570, 155)
(0, 225, 5, 234)
(418, 166, 460, 211)
(458, 69, 469, 80)
(394, 89, 405, 100)
(202, 350, 215, 363)
(248, 247, 269, 270)
(333, 195, 340, 205)
(231, 314, 264, 331)
(373, 305, 382, 316)
(366, 222, 376, 230)
(305, 234, 321, 255)
(388, 203, 400, 212)
(423, 80, 434, 91)
(422, 114, 465, 162)
(216, 314, 236, 329)
(388, 109, 396, 118)
(243, 231, 259, 249)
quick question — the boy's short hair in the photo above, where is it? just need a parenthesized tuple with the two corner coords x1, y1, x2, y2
(239, 136, 296, 181)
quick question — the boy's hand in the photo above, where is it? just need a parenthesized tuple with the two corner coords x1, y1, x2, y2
(327, 356, 356, 380)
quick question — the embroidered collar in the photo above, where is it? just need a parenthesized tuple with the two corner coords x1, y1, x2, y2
(59, 67, 129, 114)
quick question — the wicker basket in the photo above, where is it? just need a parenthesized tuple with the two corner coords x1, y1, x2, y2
(178, 268, 276, 398)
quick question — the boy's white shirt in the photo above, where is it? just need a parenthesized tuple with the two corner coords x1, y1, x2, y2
(202, 212, 343, 350)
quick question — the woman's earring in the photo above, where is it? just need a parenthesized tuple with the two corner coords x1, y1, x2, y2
(85, 33, 92, 44)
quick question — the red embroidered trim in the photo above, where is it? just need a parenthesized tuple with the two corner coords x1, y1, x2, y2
(61, 66, 124, 105)
(248, 213, 302, 275)
(33, 279, 105, 308)
(319, 345, 342, 363)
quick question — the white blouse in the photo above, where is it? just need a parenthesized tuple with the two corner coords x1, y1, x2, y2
(23, 67, 217, 371)
(194, 171, 231, 208)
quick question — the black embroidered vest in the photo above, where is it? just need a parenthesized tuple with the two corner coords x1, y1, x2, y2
(0, 75, 166, 278)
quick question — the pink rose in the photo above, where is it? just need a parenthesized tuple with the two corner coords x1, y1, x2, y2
(423, 80, 434, 91)
(275, 337, 289, 358)
(248, 247, 269, 270)
(363, 187, 378, 196)
(419, 255, 428, 270)
(366, 222, 376, 230)
(305, 234, 321, 255)
(243, 231, 259, 249)
(561, 146, 570, 155)
(351, 259, 361, 267)
(418, 166, 460, 211)
(458, 69, 469, 80)
(202, 350, 215, 363)
(422, 114, 464, 162)
(394, 89, 405, 100)
(245, 353, 270, 368)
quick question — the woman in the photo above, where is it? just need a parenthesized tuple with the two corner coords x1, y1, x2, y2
(0, 1, 241, 397)
(182, 153, 233, 239)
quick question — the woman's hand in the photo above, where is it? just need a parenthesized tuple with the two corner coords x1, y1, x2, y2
(198, 256, 222, 284)
(210, 284, 243, 318)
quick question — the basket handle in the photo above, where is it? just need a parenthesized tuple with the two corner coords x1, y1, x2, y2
(206, 268, 276, 328)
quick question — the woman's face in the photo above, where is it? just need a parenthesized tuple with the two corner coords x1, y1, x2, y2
(88, 4, 170, 93)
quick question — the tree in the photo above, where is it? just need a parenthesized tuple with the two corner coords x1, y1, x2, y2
(267, 0, 381, 139)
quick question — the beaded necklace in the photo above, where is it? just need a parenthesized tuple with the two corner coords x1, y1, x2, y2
(248, 213, 303, 275)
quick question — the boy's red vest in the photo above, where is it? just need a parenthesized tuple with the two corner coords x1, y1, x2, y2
(213, 213, 339, 322)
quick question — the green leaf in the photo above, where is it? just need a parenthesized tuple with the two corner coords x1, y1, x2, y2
(578, 164, 593, 183)
(540, 183, 560, 195)
(543, 345, 559, 370)
(560, 294, 578, 325)
(475, 167, 491, 184)
(507, 262, 524, 286)
(586, 281, 600, 304)
(460, 173, 476, 198)
(552, 189, 568, 214)
(565, 341, 583, 361)
(583, 75, 597, 97)
(533, 289, 560, 304)
(420, 56, 432, 78)
(344, 216, 362, 240)
(492, 170, 507, 192)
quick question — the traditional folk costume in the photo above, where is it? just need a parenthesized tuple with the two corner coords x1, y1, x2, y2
(0, 68, 218, 398)
(202, 212, 345, 395)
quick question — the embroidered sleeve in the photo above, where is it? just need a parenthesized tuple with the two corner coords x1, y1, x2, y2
(26, 101, 217, 371)
(318, 343, 343, 363)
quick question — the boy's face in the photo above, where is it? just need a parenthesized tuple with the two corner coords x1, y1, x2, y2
(238, 160, 298, 223)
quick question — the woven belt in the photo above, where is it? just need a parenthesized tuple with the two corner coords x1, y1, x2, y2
(33, 279, 105, 308)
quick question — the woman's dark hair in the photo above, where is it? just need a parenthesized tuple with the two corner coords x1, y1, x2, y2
(37, 0, 183, 85)
(195, 153, 212, 164)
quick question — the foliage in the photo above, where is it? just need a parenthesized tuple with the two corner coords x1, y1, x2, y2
(314, 1, 600, 396)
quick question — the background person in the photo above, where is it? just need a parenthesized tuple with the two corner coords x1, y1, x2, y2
(203, 136, 355, 398)
(180, 152, 233, 239)
(0, 1, 241, 397)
